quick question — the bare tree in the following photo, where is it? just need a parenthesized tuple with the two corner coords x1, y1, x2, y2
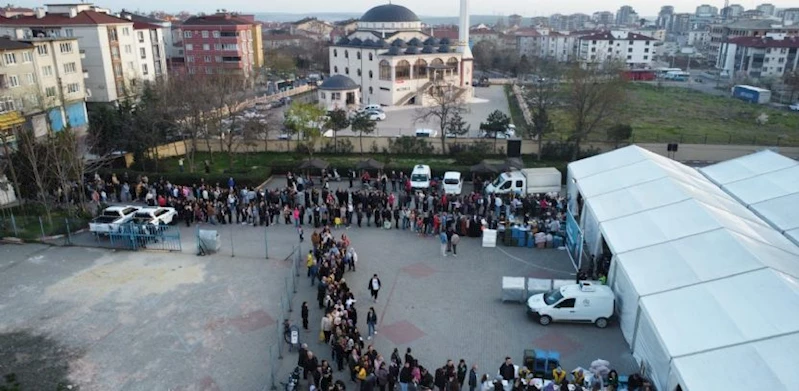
(166, 75, 215, 172)
(15, 126, 52, 225)
(564, 62, 627, 160)
(413, 79, 467, 154)
(524, 62, 561, 161)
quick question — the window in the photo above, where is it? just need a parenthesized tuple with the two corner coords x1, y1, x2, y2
(554, 298, 575, 309)
(3, 53, 16, 65)
(137, 31, 144, 42)
(111, 46, 119, 58)
(142, 64, 149, 75)
(65, 28, 74, 37)
(122, 27, 130, 36)
(591, 47, 596, 53)
(369, 87, 373, 94)
(413, 59, 427, 79)
(203, 44, 210, 51)
(369, 52, 373, 61)
(183, 31, 192, 38)
(331, 92, 341, 100)
(42, 65, 53, 77)
(67, 83, 80, 93)
(777, 67, 783, 72)
(63, 62, 77, 74)
(357, 68, 361, 76)
(447, 58, 459, 74)
(186, 44, 194, 51)
(59, 42, 73, 53)
(25, 73, 34, 85)
(320, 92, 326, 99)
(344, 50, 349, 58)
(139, 48, 146, 59)
(357, 52, 361, 60)
(345, 67, 349, 75)
(215, 56, 222, 62)
(124, 44, 132, 54)
(627, 55, 632, 60)
(204, 55, 211, 62)
(213, 30, 220, 38)
(333, 49, 337, 57)
(7, 75, 19, 88)
(379, 60, 391, 80)
(627, 48, 633, 53)
(333, 65, 338, 73)
(643, 55, 648, 60)
(45, 86, 57, 97)
(22, 52, 32, 63)
(202, 30, 209, 38)
(368, 70, 373, 79)
(644, 48, 649, 53)
(187, 56, 195, 63)
(645, 41, 650, 45)
(127, 61, 134, 70)
(214, 43, 222, 50)
(221, 44, 238, 51)
(0, 96, 16, 113)
(37, 45, 48, 56)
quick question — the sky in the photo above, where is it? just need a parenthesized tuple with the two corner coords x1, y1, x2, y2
(10, 0, 799, 17)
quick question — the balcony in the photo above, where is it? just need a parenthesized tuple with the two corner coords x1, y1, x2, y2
(83, 71, 89, 79)
(80, 49, 86, 59)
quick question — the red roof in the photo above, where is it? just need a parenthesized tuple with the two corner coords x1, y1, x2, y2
(579, 31, 654, 41)
(133, 21, 160, 30)
(514, 28, 540, 37)
(0, 10, 133, 25)
(183, 14, 254, 26)
(726, 36, 799, 48)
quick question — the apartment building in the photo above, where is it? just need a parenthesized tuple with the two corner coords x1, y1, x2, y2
(710, 19, 799, 63)
(179, 12, 264, 77)
(517, 29, 579, 63)
(0, 36, 87, 140)
(119, 11, 169, 81)
(0, 4, 149, 103)
(577, 31, 655, 68)
(717, 35, 799, 80)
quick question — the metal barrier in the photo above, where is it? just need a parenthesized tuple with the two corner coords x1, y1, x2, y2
(108, 223, 182, 251)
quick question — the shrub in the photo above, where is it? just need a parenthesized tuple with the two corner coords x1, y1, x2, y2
(388, 136, 434, 154)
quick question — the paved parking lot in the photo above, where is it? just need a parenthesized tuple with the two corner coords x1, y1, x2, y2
(1, 179, 637, 390)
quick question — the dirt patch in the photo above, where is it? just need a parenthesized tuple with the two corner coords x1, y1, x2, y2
(0, 330, 81, 390)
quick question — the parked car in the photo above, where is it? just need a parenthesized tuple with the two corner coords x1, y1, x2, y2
(133, 206, 177, 225)
(527, 282, 615, 328)
(89, 205, 140, 234)
(789, 103, 799, 111)
(415, 128, 438, 138)
(367, 110, 386, 121)
(360, 104, 382, 112)
(442, 171, 463, 195)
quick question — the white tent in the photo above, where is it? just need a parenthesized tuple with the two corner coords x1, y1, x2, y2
(669, 333, 799, 391)
(634, 269, 799, 390)
(701, 150, 799, 246)
(611, 229, 799, 344)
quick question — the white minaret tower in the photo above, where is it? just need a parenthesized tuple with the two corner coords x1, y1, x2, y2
(458, 0, 473, 60)
(458, 0, 474, 90)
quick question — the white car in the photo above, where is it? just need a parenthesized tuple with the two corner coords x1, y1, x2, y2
(133, 206, 178, 225)
(790, 103, 799, 111)
(89, 205, 140, 234)
(367, 110, 386, 121)
(361, 104, 382, 112)
(442, 171, 463, 195)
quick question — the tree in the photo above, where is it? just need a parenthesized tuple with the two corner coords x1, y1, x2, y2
(606, 124, 633, 149)
(14, 126, 52, 225)
(414, 79, 467, 154)
(480, 110, 510, 151)
(265, 49, 298, 75)
(284, 102, 326, 161)
(324, 109, 351, 153)
(350, 111, 376, 154)
(446, 111, 470, 138)
(525, 62, 561, 160)
(472, 40, 496, 71)
(784, 71, 799, 103)
(563, 62, 628, 160)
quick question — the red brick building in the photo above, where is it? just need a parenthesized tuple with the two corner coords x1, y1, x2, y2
(179, 12, 263, 77)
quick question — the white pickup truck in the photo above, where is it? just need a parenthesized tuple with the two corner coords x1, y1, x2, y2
(132, 206, 177, 225)
(89, 206, 140, 234)
(485, 167, 562, 196)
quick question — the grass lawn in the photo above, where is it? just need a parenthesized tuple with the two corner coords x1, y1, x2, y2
(510, 82, 799, 146)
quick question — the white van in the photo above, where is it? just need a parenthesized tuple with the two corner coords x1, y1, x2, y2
(526, 282, 614, 328)
(410, 164, 432, 190)
(442, 171, 463, 195)
(415, 128, 438, 138)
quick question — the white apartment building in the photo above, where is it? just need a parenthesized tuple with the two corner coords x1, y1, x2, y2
(717, 34, 799, 80)
(120, 11, 168, 81)
(687, 30, 711, 47)
(0, 36, 87, 138)
(577, 31, 655, 68)
(0, 3, 156, 103)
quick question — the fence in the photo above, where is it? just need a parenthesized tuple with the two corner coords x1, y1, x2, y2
(0, 212, 87, 245)
(265, 244, 301, 391)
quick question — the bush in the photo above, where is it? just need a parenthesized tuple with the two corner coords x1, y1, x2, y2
(388, 136, 434, 154)
(540, 142, 601, 161)
(320, 139, 354, 154)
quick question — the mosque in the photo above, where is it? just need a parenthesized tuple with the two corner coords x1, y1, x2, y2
(325, 1, 474, 108)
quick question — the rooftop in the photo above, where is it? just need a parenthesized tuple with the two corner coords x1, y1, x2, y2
(726, 35, 799, 48)
(183, 13, 254, 26)
(319, 74, 359, 91)
(360, 4, 420, 23)
(0, 10, 132, 26)
(580, 31, 655, 41)
(0, 37, 33, 50)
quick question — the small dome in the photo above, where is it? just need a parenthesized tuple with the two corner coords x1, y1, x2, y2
(391, 39, 406, 47)
(421, 45, 435, 54)
(387, 46, 401, 55)
(405, 46, 419, 54)
(362, 38, 375, 47)
(337, 37, 350, 45)
(360, 4, 420, 23)
(319, 75, 359, 91)
(423, 37, 438, 46)
(377, 39, 389, 48)
(439, 37, 451, 45)
(349, 37, 363, 46)
(438, 45, 451, 53)
(407, 38, 422, 47)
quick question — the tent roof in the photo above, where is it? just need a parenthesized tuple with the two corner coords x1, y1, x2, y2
(699, 149, 795, 185)
(640, 269, 799, 358)
(722, 165, 799, 205)
(671, 332, 799, 391)
(617, 229, 799, 297)
(568, 145, 654, 180)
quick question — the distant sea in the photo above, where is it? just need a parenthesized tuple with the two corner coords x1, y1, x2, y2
(254, 12, 507, 26)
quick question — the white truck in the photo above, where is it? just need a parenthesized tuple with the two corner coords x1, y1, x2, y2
(133, 206, 177, 225)
(484, 167, 562, 196)
(89, 205, 140, 234)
